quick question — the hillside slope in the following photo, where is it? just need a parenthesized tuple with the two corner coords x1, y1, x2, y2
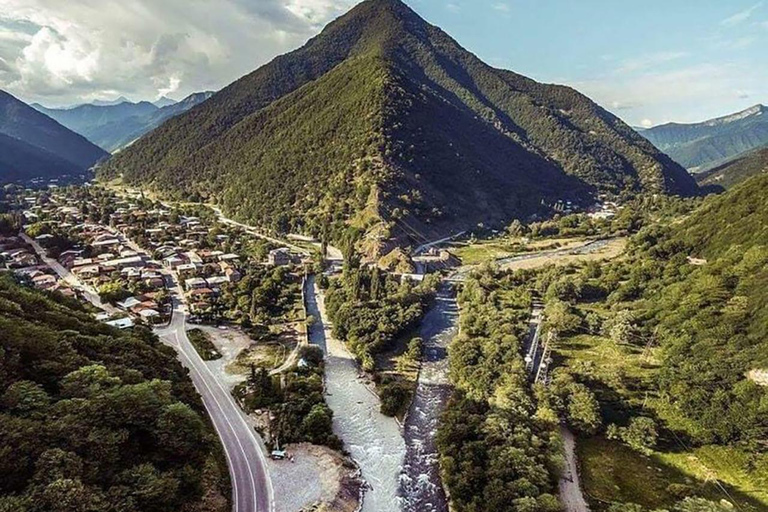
(0, 275, 229, 511)
(35, 92, 213, 152)
(0, 133, 81, 182)
(0, 90, 107, 171)
(695, 145, 768, 191)
(642, 104, 768, 172)
(101, 0, 696, 248)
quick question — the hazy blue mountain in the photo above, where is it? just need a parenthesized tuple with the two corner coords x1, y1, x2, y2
(34, 92, 214, 152)
(153, 96, 178, 108)
(642, 104, 768, 172)
(91, 96, 131, 106)
(0, 90, 107, 176)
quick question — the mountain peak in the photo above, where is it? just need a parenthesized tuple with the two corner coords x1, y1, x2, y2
(704, 104, 765, 127)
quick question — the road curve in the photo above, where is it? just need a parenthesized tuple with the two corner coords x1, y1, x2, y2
(155, 279, 274, 512)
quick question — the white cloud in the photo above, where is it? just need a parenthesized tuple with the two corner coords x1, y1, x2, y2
(721, 2, 764, 27)
(573, 61, 768, 125)
(0, 0, 358, 106)
(492, 3, 511, 13)
(640, 119, 653, 128)
(615, 51, 689, 74)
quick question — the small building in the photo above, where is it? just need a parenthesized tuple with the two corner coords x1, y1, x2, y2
(185, 277, 209, 291)
(268, 248, 292, 266)
(105, 317, 134, 330)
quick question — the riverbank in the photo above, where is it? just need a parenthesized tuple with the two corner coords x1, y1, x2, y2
(305, 275, 406, 512)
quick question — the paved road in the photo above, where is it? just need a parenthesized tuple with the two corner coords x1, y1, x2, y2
(155, 276, 274, 512)
(400, 284, 458, 512)
(21, 232, 118, 314)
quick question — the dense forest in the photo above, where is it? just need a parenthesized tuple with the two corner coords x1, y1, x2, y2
(324, 264, 439, 370)
(100, 0, 696, 248)
(437, 269, 563, 512)
(0, 275, 229, 512)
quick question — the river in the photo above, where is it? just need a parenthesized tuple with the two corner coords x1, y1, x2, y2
(305, 275, 406, 512)
(399, 283, 458, 512)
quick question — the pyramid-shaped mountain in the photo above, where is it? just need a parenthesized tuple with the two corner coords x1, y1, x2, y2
(101, 0, 697, 247)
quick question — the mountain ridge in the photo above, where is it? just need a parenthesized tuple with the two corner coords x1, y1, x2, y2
(100, 0, 697, 250)
(0, 90, 107, 178)
(641, 104, 768, 172)
(35, 92, 214, 152)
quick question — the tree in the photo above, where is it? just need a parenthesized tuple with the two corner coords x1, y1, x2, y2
(566, 384, 601, 435)
(301, 404, 333, 444)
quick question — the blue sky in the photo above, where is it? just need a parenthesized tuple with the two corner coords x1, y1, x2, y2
(1, 0, 766, 126)
(406, 0, 768, 126)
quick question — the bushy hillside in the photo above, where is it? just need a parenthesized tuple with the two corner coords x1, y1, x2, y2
(642, 105, 768, 172)
(695, 145, 768, 191)
(0, 276, 229, 512)
(101, 0, 696, 249)
(0, 90, 107, 171)
(0, 133, 81, 183)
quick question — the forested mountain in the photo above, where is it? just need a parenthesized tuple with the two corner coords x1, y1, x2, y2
(0, 90, 107, 173)
(0, 133, 81, 182)
(100, 0, 696, 251)
(0, 275, 229, 512)
(34, 92, 213, 153)
(641, 104, 768, 172)
(695, 145, 768, 191)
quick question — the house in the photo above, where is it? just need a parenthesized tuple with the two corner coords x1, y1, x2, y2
(32, 274, 57, 289)
(185, 277, 209, 291)
(164, 255, 186, 268)
(105, 317, 134, 329)
(206, 276, 229, 288)
(268, 248, 292, 266)
(73, 264, 100, 279)
(177, 263, 200, 277)
(117, 297, 143, 310)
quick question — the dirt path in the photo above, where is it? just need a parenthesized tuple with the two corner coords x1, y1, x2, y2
(559, 426, 590, 512)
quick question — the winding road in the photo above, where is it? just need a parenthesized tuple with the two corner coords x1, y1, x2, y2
(155, 275, 274, 512)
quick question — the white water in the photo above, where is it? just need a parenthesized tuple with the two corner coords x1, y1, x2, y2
(305, 276, 405, 512)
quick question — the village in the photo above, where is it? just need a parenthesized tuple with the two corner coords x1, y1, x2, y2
(0, 184, 310, 331)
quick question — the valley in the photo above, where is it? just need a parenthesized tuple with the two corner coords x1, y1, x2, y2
(1, 1, 767, 512)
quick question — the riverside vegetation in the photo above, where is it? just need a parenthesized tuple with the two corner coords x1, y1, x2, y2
(436, 175, 768, 512)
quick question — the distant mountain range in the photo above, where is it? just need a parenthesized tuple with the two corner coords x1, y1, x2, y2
(695, 144, 768, 191)
(33, 91, 214, 153)
(0, 90, 108, 183)
(641, 104, 768, 173)
(100, 0, 696, 252)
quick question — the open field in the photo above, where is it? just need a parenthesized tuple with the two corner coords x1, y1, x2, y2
(447, 236, 590, 265)
(226, 324, 300, 374)
(559, 332, 768, 511)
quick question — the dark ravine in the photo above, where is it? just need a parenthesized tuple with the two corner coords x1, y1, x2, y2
(400, 283, 459, 512)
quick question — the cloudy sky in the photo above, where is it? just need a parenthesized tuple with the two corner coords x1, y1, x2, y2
(1, 0, 766, 127)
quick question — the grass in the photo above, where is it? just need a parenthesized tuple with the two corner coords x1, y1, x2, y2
(579, 437, 768, 511)
(226, 325, 299, 374)
(187, 328, 222, 361)
(447, 236, 595, 265)
(560, 332, 768, 511)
